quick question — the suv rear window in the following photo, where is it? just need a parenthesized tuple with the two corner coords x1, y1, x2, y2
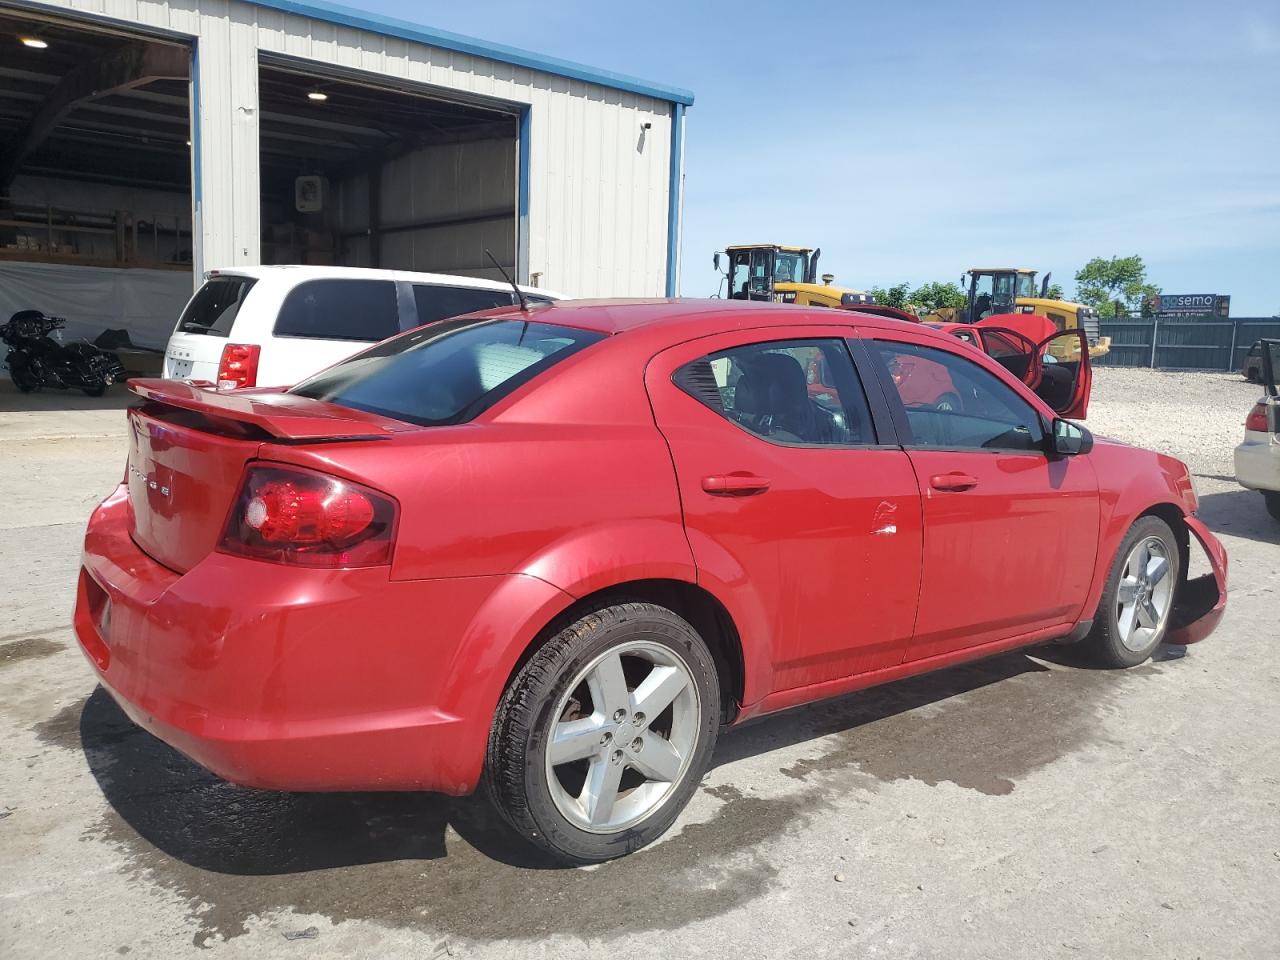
(177, 276, 257, 337)
(290, 317, 603, 426)
(412, 284, 514, 325)
(274, 279, 400, 342)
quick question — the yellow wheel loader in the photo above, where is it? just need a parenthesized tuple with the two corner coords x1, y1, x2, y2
(713, 244, 874, 309)
(925, 267, 1111, 358)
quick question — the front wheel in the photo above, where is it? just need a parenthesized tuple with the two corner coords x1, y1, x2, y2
(1084, 516, 1181, 668)
(9, 358, 41, 393)
(485, 602, 721, 864)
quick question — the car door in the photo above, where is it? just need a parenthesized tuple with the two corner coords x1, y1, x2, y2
(645, 325, 923, 693)
(865, 329, 1100, 662)
(1034, 329, 1091, 419)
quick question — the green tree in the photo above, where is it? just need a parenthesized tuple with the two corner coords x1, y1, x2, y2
(1044, 282, 1065, 300)
(908, 280, 968, 314)
(867, 283, 911, 308)
(1073, 255, 1160, 318)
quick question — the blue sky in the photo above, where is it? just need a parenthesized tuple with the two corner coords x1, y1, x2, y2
(362, 0, 1279, 314)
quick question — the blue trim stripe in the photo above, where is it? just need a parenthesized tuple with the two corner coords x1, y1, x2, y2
(664, 103, 685, 297)
(248, 0, 695, 106)
(190, 39, 203, 281)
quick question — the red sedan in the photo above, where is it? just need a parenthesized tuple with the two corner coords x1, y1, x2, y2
(75, 300, 1226, 864)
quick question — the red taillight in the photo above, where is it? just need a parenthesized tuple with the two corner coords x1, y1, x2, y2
(219, 464, 397, 567)
(1245, 402, 1270, 433)
(217, 342, 260, 389)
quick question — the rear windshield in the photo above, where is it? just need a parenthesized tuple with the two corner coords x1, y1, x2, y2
(412, 284, 514, 326)
(274, 279, 400, 342)
(290, 317, 603, 426)
(177, 276, 257, 337)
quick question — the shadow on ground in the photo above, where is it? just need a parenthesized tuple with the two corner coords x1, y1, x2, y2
(0, 377, 134, 413)
(1195, 488, 1280, 545)
(41, 644, 1172, 947)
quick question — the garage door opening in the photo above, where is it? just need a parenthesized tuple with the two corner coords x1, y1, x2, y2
(257, 62, 519, 282)
(0, 10, 193, 364)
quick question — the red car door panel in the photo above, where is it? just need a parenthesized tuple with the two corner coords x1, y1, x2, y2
(867, 330, 1099, 660)
(646, 326, 923, 696)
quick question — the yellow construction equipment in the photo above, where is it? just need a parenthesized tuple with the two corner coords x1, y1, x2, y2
(925, 267, 1111, 357)
(713, 244, 874, 309)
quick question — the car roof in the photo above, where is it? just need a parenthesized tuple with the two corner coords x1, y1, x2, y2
(476, 297, 934, 341)
(204, 265, 561, 297)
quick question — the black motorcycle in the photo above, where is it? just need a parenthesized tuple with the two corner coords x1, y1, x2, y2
(1, 310, 126, 397)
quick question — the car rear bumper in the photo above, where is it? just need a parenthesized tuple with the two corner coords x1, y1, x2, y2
(1234, 433, 1280, 493)
(1166, 515, 1228, 645)
(74, 484, 556, 794)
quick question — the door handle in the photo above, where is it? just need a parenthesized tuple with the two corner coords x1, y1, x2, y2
(702, 474, 771, 495)
(930, 472, 978, 492)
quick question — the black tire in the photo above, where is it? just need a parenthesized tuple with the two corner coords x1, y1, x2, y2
(1264, 491, 1280, 522)
(9, 359, 40, 393)
(1083, 516, 1182, 668)
(485, 602, 721, 864)
(1245, 368, 1259, 383)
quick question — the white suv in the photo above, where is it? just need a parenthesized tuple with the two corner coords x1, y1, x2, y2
(162, 266, 563, 388)
(1234, 338, 1280, 521)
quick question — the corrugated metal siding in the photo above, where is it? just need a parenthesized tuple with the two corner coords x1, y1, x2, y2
(26, 0, 676, 297)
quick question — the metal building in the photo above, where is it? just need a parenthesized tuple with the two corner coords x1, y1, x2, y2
(0, 0, 692, 349)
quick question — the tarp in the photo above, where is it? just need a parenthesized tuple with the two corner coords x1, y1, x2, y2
(0, 261, 193, 350)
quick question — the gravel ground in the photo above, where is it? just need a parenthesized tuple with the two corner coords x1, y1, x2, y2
(1085, 366, 1261, 479)
(1, 366, 1277, 960)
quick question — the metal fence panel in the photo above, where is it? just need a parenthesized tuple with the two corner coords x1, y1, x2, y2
(1097, 317, 1280, 370)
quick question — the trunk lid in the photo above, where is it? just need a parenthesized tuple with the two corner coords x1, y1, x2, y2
(125, 379, 408, 572)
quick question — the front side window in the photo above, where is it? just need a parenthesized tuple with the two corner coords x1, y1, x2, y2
(177, 276, 257, 337)
(412, 285, 515, 326)
(873, 340, 1044, 452)
(1015, 273, 1037, 298)
(290, 318, 602, 426)
(674, 338, 875, 445)
(274, 279, 399, 342)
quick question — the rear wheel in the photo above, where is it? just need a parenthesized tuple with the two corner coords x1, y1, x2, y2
(1084, 516, 1181, 668)
(485, 602, 720, 864)
(1264, 491, 1280, 522)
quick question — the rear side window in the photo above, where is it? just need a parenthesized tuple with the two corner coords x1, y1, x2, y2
(412, 284, 514, 326)
(290, 318, 603, 426)
(177, 276, 257, 337)
(274, 279, 399, 342)
(674, 338, 876, 445)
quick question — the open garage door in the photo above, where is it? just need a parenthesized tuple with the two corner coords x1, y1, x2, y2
(0, 9, 193, 367)
(258, 61, 520, 282)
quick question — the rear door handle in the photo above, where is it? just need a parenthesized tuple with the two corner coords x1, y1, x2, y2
(702, 474, 771, 495)
(930, 472, 978, 492)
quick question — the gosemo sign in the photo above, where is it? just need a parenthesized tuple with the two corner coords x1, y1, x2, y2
(1153, 294, 1230, 317)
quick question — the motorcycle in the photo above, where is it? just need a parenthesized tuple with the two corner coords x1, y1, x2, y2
(1, 310, 126, 397)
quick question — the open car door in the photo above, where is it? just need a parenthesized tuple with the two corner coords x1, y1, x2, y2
(1261, 338, 1279, 399)
(1033, 329, 1091, 419)
(974, 327, 1041, 388)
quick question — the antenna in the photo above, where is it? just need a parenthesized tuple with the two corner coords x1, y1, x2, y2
(485, 249, 528, 312)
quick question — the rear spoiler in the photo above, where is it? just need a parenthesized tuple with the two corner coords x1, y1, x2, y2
(128, 378, 403, 441)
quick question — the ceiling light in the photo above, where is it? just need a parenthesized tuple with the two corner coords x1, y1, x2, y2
(19, 36, 48, 49)
(307, 90, 328, 102)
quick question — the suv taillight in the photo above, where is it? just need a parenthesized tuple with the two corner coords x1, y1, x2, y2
(218, 464, 398, 567)
(217, 342, 260, 389)
(1245, 402, 1270, 433)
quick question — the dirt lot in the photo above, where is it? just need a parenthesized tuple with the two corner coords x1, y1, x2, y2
(1, 369, 1277, 959)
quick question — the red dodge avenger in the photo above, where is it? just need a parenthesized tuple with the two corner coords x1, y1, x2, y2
(75, 299, 1227, 863)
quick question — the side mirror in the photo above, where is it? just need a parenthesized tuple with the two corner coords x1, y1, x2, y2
(1051, 418, 1093, 456)
(713, 252, 722, 273)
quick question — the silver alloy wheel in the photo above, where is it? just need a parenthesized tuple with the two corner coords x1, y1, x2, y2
(1116, 535, 1174, 652)
(544, 640, 701, 834)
